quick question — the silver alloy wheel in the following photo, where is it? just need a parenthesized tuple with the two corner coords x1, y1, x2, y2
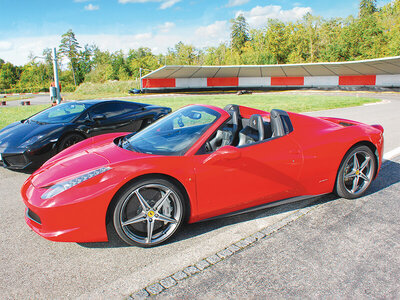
(119, 183, 183, 245)
(342, 150, 373, 196)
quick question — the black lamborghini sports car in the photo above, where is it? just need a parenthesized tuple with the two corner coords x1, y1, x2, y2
(0, 100, 171, 170)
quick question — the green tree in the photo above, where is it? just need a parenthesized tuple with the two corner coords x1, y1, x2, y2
(76, 44, 96, 82)
(265, 19, 292, 64)
(85, 49, 113, 82)
(127, 47, 160, 78)
(359, 0, 377, 18)
(0, 62, 20, 90)
(378, 0, 400, 56)
(203, 44, 229, 65)
(59, 29, 81, 86)
(230, 14, 250, 53)
(41, 48, 55, 82)
(18, 62, 50, 91)
(317, 18, 345, 61)
(174, 42, 198, 65)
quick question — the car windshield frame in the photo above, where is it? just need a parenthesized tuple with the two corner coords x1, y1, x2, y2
(29, 102, 91, 124)
(124, 105, 221, 156)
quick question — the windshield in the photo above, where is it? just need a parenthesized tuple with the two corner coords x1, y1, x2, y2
(124, 105, 220, 155)
(29, 102, 89, 124)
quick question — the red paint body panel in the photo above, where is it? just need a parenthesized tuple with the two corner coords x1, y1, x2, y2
(191, 136, 303, 222)
(339, 75, 376, 86)
(271, 77, 304, 86)
(239, 106, 270, 120)
(207, 77, 239, 87)
(142, 78, 176, 88)
(21, 104, 384, 243)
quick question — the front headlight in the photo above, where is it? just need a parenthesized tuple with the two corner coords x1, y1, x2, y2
(41, 167, 111, 199)
(20, 135, 46, 148)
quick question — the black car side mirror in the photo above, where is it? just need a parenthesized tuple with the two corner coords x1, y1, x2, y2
(203, 145, 241, 165)
(92, 114, 106, 122)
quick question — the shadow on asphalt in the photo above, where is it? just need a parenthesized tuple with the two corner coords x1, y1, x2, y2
(79, 159, 400, 249)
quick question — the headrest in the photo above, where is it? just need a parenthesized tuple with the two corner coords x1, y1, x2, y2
(249, 114, 264, 139)
(224, 104, 240, 126)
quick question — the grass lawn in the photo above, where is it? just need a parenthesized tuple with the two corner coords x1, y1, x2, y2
(66, 80, 139, 100)
(122, 93, 380, 112)
(0, 104, 50, 129)
(0, 93, 379, 130)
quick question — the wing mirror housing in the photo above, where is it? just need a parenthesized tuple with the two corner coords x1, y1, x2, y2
(92, 113, 106, 122)
(203, 145, 241, 165)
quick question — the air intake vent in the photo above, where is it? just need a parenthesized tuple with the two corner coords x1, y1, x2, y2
(26, 209, 41, 224)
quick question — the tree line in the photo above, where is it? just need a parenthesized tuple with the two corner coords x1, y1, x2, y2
(1, 0, 399, 93)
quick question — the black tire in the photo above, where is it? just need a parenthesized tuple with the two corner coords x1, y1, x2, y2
(334, 145, 376, 199)
(113, 178, 185, 247)
(57, 133, 85, 152)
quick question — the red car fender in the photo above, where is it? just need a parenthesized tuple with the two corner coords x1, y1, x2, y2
(105, 156, 198, 222)
(289, 113, 383, 195)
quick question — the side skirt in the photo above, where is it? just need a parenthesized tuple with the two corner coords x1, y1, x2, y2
(199, 194, 327, 222)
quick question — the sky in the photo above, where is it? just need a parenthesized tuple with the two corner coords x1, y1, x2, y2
(0, 0, 393, 66)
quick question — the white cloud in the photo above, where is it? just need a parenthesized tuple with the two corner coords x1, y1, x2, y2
(0, 41, 13, 51)
(236, 5, 312, 27)
(133, 33, 153, 40)
(0, 36, 59, 66)
(1, 20, 229, 66)
(118, 0, 153, 3)
(84, 4, 99, 10)
(195, 21, 228, 40)
(160, 0, 180, 9)
(157, 22, 175, 33)
(226, 0, 250, 8)
(118, 0, 180, 9)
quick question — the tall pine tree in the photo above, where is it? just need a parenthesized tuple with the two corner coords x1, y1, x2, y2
(59, 29, 81, 86)
(230, 14, 250, 53)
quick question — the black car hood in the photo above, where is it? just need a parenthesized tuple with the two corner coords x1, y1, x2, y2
(0, 121, 65, 150)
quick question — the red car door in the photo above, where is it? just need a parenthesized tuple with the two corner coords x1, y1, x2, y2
(192, 135, 304, 221)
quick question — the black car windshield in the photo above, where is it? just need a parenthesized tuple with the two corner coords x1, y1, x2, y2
(30, 103, 89, 124)
(124, 105, 220, 155)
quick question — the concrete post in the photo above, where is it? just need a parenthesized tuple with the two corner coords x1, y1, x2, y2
(52, 48, 62, 104)
(140, 67, 143, 91)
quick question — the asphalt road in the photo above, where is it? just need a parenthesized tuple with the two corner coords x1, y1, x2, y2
(159, 156, 400, 299)
(0, 94, 50, 107)
(0, 92, 399, 299)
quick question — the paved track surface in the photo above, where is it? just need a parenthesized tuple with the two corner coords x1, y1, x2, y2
(0, 94, 50, 107)
(0, 92, 399, 299)
(159, 156, 400, 299)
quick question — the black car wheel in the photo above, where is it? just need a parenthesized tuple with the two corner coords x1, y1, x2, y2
(113, 178, 185, 247)
(58, 133, 85, 152)
(334, 145, 376, 199)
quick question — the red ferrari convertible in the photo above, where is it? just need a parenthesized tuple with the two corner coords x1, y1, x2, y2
(21, 104, 384, 247)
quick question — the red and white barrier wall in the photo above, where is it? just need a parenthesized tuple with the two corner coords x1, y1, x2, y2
(142, 74, 400, 90)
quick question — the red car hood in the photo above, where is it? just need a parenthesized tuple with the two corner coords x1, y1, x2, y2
(30, 133, 148, 188)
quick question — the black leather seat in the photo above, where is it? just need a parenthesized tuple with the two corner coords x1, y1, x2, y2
(209, 126, 234, 150)
(270, 109, 285, 137)
(223, 104, 241, 145)
(238, 114, 265, 146)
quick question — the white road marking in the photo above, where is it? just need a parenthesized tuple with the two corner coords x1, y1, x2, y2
(363, 100, 391, 106)
(383, 146, 400, 162)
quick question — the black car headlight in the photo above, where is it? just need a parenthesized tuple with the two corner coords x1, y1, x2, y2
(20, 135, 46, 148)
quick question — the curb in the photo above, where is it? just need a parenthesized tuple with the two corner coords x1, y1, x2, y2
(129, 203, 319, 299)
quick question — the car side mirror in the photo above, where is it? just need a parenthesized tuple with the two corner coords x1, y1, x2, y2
(92, 113, 106, 122)
(203, 145, 241, 165)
